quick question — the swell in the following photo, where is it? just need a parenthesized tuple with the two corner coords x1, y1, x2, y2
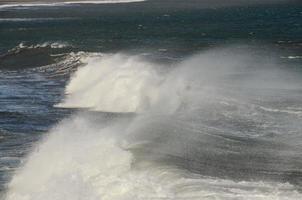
(0, 42, 74, 70)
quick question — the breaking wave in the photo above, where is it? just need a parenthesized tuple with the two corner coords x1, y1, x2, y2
(5, 47, 302, 199)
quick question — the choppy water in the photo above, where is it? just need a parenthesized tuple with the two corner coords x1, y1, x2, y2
(0, 1, 302, 199)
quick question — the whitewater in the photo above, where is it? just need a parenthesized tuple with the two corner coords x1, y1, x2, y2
(0, 0, 145, 9)
(3, 46, 302, 200)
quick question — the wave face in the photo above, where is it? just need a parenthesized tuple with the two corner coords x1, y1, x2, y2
(0, 42, 74, 70)
(5, 47, 302, 199)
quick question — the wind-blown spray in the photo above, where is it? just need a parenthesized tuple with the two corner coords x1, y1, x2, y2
(5, 47, 302, 200)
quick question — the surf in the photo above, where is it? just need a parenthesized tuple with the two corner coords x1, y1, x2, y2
(4, 47, 302, 199)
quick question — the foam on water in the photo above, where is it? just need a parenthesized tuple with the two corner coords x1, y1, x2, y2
(57, 54, 166, 113)
(5, 47, 302, 199)
(12, 42, 71, 50)
(0, 0, 145, 9)
(57, 49, 302, 114)
(5, 114, 302, 200)
(0, 18, 78, 22)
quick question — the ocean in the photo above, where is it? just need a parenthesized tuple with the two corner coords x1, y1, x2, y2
(0, 0, 302, 199)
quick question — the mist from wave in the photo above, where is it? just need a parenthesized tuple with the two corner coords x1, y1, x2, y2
(4, 47, 302, 200)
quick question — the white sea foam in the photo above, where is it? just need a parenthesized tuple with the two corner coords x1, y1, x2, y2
(56, 52, 221, 113)
(5, 114, 302, 200)
(258, 106, 302, 117)
(0, 0, 145, 9)
(281, 56, 302, 59)
(0, 18, 42, 22)
(287, 56, 302, 59)
(0, 17, 78, 22)
(9, 42, 71, 52)
(5, 48, 302, 200)
(57, 49, 302, 113)
(57, 54, 168, 113)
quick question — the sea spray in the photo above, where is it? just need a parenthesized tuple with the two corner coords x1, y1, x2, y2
(5, 47, 302, 199)
(5, 112, 302, 200)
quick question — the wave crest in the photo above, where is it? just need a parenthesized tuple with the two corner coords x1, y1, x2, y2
(10, 42, 70, 51)
(57, 54, 173, 113)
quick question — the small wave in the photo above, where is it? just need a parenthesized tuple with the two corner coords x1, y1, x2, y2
(280, 56, 302, 59)
(0, 18, 42, 22)
(0, 0, 145, 9)
(5, 41, 71, 55)
(32, 52, 86, 76)
(0, 42, 73, 70)
(0, 17, 80, 23)
(10, 42, 71, 51)
(258, 106, 302, 116)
